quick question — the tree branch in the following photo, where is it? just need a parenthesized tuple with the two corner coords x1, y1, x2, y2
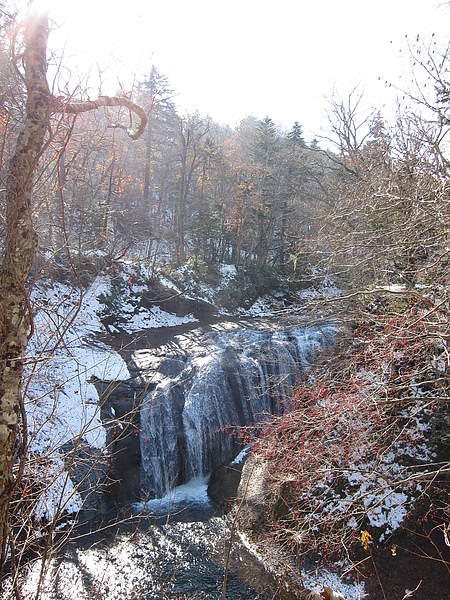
(60, 95, 148, 140)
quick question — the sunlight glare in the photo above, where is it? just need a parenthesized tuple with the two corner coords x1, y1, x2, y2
(17, 0, 450, 133)
(27, 0, 61, 19)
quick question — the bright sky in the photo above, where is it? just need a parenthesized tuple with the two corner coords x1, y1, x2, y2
(27, 0, 450, 140)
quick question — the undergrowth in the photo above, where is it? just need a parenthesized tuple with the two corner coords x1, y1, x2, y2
(242, 293, 449, 574)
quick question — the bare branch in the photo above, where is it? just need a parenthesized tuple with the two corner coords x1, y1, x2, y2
(60, 95, 148, 140)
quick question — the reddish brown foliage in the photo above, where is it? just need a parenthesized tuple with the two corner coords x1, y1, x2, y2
(248, 295, 449, 562)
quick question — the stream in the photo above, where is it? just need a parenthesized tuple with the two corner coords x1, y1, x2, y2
(16, 480, 299, 599)
(10, 318, 356, 600)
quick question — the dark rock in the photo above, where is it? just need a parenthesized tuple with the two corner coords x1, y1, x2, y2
(140, 285, 217, 321)
(207, 460, 245, 507)
(159, 356, 186, 378)
(61, 438, 109, 518)
(93, 379, 146, 505)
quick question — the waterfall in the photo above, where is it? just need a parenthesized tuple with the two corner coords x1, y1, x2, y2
(139, 323, 335, 499)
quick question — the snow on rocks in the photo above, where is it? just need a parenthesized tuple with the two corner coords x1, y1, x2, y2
(24, 268, 201, 521)
(25, 277, 131, 520)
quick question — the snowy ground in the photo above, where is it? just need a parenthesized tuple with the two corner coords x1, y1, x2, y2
(12, 263, 431, 599)
(238, 530, 366, 600)
(25, 271, 201, 521)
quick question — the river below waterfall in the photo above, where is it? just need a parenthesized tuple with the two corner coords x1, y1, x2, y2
(13, 478, 363, 600)
(7, 318, 365, 600)
(12, 487, 282, 599)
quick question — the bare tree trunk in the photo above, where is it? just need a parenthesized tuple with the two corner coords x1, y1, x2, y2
(143, 115, 153, 201)
(0, 7, 148, 573)
(0, 10, 53, 568)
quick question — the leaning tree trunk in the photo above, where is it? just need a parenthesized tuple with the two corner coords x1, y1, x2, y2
(0, 11, 53, 567)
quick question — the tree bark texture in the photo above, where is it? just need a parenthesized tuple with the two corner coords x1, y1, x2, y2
(0, 10, 53, 564)
(0, 7, 147, 568)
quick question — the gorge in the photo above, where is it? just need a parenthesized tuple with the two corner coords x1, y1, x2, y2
(94, 319, 338, 504)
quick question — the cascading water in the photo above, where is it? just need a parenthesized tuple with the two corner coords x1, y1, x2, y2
(138, 322, 336, 499)
(20, 321, 356, 600)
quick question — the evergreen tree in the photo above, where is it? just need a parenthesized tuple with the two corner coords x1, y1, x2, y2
(251, 116, 280, 166)
(288, 121, 306, 147)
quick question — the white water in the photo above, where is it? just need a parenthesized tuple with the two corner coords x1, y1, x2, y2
(139, 323, 337, 498)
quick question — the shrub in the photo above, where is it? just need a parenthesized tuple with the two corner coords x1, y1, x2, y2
(248, 293, 449, 562)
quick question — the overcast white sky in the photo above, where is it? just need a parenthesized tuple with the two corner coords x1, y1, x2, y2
(31, 0, 450, 140)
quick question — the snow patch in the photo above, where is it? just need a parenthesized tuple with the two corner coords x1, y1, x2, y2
(26, 277, 130, 520)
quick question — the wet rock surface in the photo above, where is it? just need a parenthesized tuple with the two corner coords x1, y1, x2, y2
(207, 461, 244, 507)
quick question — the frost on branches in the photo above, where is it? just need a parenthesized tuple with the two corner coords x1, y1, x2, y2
(247, 294, 449, 560)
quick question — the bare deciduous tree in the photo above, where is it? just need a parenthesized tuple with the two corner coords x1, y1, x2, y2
(0, 5, 147, 573)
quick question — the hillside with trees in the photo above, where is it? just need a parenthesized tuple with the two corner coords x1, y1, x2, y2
(0, 2, 449, 599)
